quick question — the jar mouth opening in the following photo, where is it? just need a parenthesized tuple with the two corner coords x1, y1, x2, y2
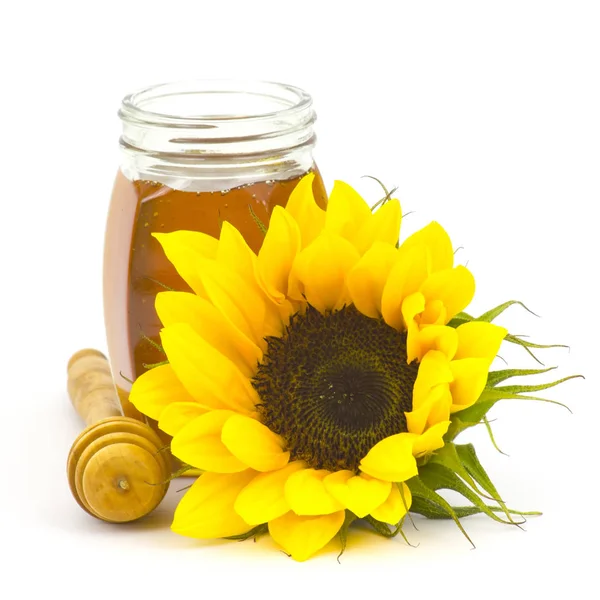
(119, 80, 313, 128)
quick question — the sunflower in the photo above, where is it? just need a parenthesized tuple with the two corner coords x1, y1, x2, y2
(130, 174, 509, 560)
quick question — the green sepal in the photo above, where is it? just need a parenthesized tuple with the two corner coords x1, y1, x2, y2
(486, 367, 557, 387)
(139, 332, 164, 354)
(142, 360, 169, 370)
(410, 497, 539, 520)
(428, 442, 494, 500)
(504, 333, 568, 364)
(337, 510, 357, 562)
(483, 416, 508, 455)
(410, 497, 485, 519)
(143, 276, 175, 292)
(406, 476, 475, 547)
(225, 523, 268, 541)
(476, 300, 538, 322)
(471, 386, 574, 417)
(362, 175, 398, 211)
(364, 515, 403, 539)
(447, 311, 474, 328)
(248, 204, 267, 235)
(167, 463, 195, 482)
(491, 374, 582, 396)
(454, 443, 517, 522)
(418, 462, 518, 526)
(447, 373, 578, 439)
(448, 300, 536, 328)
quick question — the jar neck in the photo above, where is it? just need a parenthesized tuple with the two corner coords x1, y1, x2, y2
(118, 80, 317, 191)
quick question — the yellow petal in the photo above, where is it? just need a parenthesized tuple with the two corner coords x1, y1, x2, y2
(449, 357, 490, 412)
(284, 173, 326, 248)
(325, 180, 372, 240)
(410, 324, 459, 363)
(420, 299, 447, 326)
(129, 363, 198, 421)
(172, 470, 256, 538)
(156, 291, 262, 377)
(323, 471, 391, 518)
(406, 385, 452, 434)
(454, 321, 507, 361)
(171, 410, 247, 473)
(217, 221, 258, 279)
(420, 266, 476, 321)
(257, 206, 301, 302)
(408, 421, 451, 457)
(381, 244, 429, 330)
(399, 221, 454, 273)
(405, 320, 421, 365)
(370, 482, 412, 524)
(234, 461, 307, 525)
(347, 242, 399, 318)
(284, 469, 344, 515)
(153, 231, 218, 296)
(353, 199, 402, 254)
(359, 434, 418, 482)
(402, 292, 426, 330)
(269, 510, 345, 562)
(196, 257, 268, 346)
(221, 414, 290, 472)
(288, 234, 360, 312)
(215, 222, 286, 338)
(161, 323, 258, 413)
(412, 350, 454, 408)
(158, 401, 208, 436)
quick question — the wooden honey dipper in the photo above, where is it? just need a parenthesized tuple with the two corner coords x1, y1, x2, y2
(66, 349, 170, 523)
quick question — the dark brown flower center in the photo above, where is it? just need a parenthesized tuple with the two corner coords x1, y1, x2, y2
(253, 305, 418, 471)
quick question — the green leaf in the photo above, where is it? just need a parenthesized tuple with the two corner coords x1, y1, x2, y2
(486, 367, 557, 387)
(406, 476, 475, 547)
(337, 511, 357, 562)
(225, 523, 268, 541)
(418, 463, 518, 526)
(476, 300, 538, 322)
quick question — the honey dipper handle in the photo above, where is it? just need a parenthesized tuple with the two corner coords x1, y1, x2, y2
(67, 349, 123, 426)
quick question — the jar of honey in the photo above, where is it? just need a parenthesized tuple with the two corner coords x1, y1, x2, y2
(103, 80, 327, 421)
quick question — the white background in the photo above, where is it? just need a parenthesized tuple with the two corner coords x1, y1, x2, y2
(1, 1, 598, 598)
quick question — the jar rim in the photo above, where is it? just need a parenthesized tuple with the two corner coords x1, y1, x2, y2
(119, 79, 313, 128)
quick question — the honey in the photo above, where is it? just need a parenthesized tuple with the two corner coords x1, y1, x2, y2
(104, 169, 327, 419)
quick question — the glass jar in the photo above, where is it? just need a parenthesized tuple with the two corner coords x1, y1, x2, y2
(104, 80, 327, 421)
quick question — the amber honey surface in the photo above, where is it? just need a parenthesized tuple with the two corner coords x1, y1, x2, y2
(104, 169, 327, 420)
